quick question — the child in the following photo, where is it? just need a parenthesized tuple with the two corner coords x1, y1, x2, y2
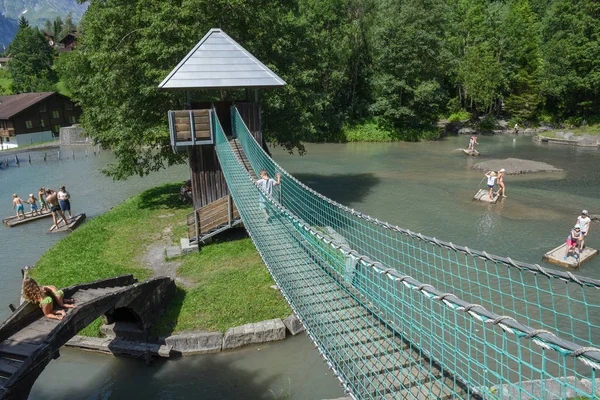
(485, 171, 497, 200)
(256, 169, 281, 222)
(497, 169, 506, 198)
(467, 136, 479, 151)
(565, 224, 583, 260)
(38, 187, 48, 212)
(27, 194, 40, 217)
(12, 194, 26, 220)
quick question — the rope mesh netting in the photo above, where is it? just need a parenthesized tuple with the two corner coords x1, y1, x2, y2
(213, 108, 600, 399)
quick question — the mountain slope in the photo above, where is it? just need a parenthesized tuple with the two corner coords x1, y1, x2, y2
(1, 0, 88, 28)
(0, 14, 18, 49)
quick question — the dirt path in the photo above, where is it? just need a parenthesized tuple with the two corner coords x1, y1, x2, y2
(141, 222, 194, 288)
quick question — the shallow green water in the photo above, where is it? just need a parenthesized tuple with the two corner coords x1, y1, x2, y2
(271, 135, 600, 278)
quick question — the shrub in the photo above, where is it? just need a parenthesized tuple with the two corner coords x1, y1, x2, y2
(448, 110, 471, 123)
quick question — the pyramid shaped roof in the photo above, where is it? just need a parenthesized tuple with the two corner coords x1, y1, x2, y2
(159, 29, 286, 90)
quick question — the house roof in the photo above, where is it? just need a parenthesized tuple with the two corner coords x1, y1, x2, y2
(158, 29, 286, 90)
(0, 92, 55, 119)
(0, 57, 11, 63)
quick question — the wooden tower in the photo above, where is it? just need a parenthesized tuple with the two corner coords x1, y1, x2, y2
(158, 29, 286, 244)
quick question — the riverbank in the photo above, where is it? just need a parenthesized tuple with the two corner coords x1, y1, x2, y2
(534, 127, 600, 148)
(30, 182, 291, 337)
(0, 140, 60, 157)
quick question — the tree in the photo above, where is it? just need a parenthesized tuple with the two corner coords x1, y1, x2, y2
(370, 0, 450, 135)
(503, 0, 543, 120)
(540, 0, 600, 119)
(53, 17, 63, 41)
(447, 0, 508, 115)
(18, 16, 29, 29)
(43, 20, 53, 35)
(59, 12, 76, 40)
(8, 26, 57, 93)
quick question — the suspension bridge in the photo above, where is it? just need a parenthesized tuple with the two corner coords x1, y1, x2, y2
(213, 106, 600, 399)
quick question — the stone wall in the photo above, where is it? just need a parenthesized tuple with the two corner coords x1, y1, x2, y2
(60, 125, 90, 145)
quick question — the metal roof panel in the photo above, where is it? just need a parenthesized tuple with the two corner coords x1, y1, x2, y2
(158, 29, 286, 90)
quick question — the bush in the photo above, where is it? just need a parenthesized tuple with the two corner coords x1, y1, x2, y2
(448, 110, 471, 123)
(342, 119, 394, 142)
(478, 115, 498, 131)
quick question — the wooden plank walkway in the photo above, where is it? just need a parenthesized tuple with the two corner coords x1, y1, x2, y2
(2, 212, 53, 228)
(473, 189, 498, 203)
(227, 140, 474, 399)
(48, 213, 86, 233)
(543, 243, 599, 270)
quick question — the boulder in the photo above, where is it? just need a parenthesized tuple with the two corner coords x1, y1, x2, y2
(283, 313, 305, 335)
(458, 127, 476, 135)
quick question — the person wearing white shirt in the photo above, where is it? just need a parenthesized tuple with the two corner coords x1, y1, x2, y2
(485, 171, 497, 200)
(576, 210, 591, 252)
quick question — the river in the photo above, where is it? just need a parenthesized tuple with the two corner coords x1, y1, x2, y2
(0, 134, 599, 399)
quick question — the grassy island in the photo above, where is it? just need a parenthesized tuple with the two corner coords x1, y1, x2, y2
(31, 183, 290, 337)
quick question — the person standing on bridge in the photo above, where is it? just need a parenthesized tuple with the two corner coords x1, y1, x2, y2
(22, 278, 76, 320)
(257, 169, 281, 222)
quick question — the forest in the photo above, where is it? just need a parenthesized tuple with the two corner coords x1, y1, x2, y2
(7, 0, 600, 178)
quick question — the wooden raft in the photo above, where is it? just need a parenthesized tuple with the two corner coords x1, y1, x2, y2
(48, 213, 86, 233)
(2, 211, 53, 227)
(473, 189, 498, 204)
(463, 149, 480, 156)
(543, 243, 599, 270)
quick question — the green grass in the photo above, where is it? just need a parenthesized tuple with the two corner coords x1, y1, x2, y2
(154, 233, 291, 335)
(30, 182, 289, 337)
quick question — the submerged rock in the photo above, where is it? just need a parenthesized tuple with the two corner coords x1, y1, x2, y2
(472, 158, 563, 174)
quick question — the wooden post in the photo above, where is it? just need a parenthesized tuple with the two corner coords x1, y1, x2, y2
(227, 194, 232, 227)
(194, 208, 199, 242)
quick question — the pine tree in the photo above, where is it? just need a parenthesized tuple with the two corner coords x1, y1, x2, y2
(18, 16, 29, 30)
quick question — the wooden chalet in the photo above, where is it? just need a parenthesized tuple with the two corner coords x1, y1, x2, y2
(0, 92, 81, 149)
(159, 28, 286, 245)
(57, 33, 79, 53)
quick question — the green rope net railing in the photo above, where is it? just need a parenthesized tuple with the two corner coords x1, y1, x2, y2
(231, 108, 600, 351)
(216, 109, 600, 399)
